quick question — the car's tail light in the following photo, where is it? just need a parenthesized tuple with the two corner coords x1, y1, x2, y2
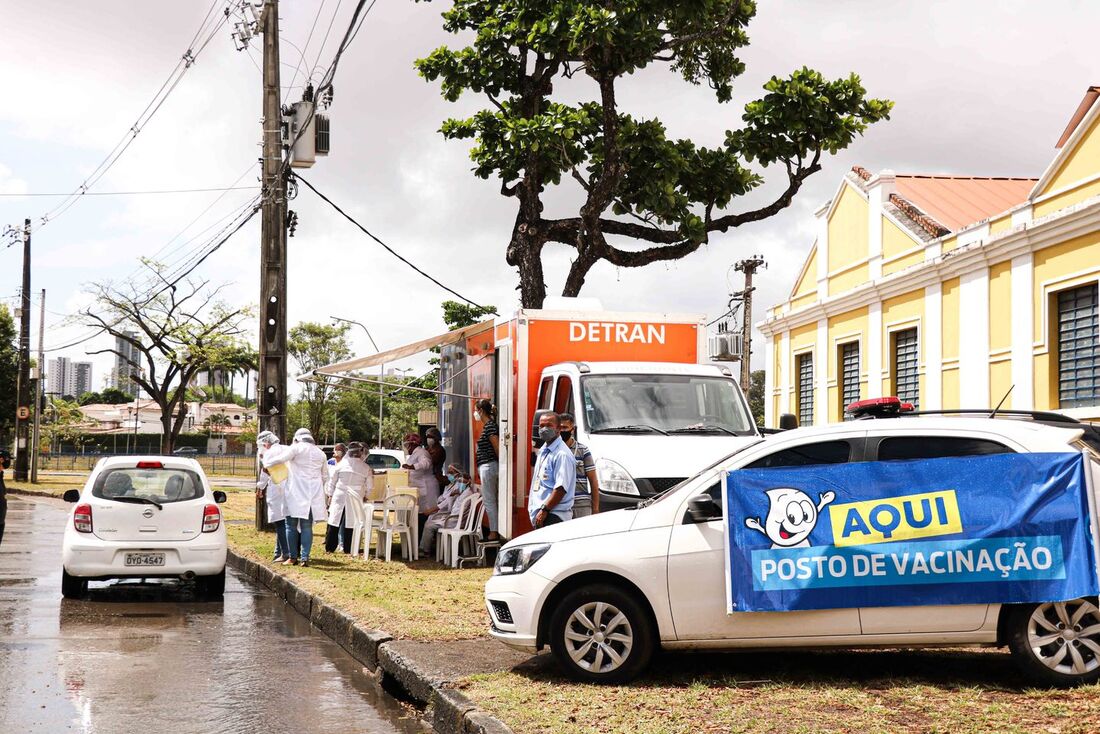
(201, 504, 221, 533)
(74, 504, 93, 533)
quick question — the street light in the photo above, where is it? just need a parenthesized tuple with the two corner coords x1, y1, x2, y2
(331, 316, 384, 448)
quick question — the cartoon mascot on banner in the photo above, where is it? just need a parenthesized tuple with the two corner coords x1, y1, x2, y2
(745, 488, 836, 548)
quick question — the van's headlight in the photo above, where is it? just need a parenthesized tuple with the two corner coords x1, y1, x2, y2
(494, 543, 550, 576)
(596, 458, 639, 496)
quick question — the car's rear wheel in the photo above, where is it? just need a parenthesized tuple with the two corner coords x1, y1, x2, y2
(548, 584, 655, 683)
(61, 569, 87, 599)
(1007, 599, 1100, 687)
(195, 569, 226, 598)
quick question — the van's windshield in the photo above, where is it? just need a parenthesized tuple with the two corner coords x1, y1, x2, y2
(581, 374, 756, 436)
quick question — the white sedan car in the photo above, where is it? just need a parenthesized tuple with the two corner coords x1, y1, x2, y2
(486, 413, 1100, 687)
(61, 456, 228, 598)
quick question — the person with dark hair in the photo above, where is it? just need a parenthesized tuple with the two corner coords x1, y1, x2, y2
(559, 413, 599, 517)
(425, 427, 447, 489)
(0, 448, 10, 547)
(474, 399, 501, 540)
(528, 411, 576, 528)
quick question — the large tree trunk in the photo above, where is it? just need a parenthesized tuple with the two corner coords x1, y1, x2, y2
(506, 193, 548, 308)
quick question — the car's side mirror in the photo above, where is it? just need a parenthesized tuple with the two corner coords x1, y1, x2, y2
(778, 413, 799, 431)
(63, 489, 81, 503)
(686, 495, 722, 524)
(212, 491, 227, 504)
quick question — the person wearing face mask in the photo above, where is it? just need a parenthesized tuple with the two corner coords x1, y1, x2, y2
(401, 433, 440, 538)
(474, 399, 501, 541)
(558, 413, 599, 517)
(418, 464, 476, 556)
(528, 411, 576, 529)
(424, 427, 447, 489)
(256, 431, 291, 562)
(325, 442, 373, 554)
(262, 427, 329, 567)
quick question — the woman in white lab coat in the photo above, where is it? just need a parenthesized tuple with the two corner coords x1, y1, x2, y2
(256, 431, 291, 562)
(401, 433, 440, 538)
(325, 442, 373, 554)
(262, 428, 329, 566)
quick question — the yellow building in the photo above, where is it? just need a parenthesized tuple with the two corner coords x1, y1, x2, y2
(761, 86, 1100, 426)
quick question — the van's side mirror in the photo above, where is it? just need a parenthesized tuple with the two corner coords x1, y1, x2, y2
(686, 495, 722, 523)
(778, 413, 799, 431)
(213, 491, 227, 504)
(63, 489, 81, 503)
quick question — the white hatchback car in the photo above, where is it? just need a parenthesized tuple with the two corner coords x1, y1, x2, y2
(61, 456, 228, 598)
(486, 412, 1100, 686)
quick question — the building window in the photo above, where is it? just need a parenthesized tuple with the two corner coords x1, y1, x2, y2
(839, 341, 860, 420)
(1057, 284, 1100, 408)
(892, 328, 919, 409)
(796, 352, 814, 426)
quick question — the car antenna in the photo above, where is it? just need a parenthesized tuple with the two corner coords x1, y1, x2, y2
(989, 384, 1015, 418)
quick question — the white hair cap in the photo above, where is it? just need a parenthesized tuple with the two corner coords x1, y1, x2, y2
(257, 430, 279, 445)
(293, 427, 314, 443)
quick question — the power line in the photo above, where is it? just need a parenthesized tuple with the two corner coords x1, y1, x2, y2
(285, 0, 328, 98)
(293, 173, 495, 313)
(0, 185, 258, 198)
(25, 2, 231, 231)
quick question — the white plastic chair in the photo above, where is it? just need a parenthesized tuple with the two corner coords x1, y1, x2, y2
(344, 492, 368, 558)
(439, 494, 484, 568)
(373, 494, 417, 562)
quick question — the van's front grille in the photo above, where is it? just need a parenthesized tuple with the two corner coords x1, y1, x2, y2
(634, 478, 686, 495)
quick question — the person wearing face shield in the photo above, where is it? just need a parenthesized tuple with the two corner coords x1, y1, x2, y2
(256, 431, 291, 562)
(528, 411, 576, 529)
(262, 427, 329, 566)
(418, 464, 476, 556)
(325, 442, 373, 554)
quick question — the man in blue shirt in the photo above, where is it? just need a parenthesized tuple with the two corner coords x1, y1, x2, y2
(528, 412, 576, 528)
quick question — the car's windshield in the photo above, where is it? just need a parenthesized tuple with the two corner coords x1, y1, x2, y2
(581, 373, 755, 435)
(92, 467, 205, 504)
(367, 454, 401, 469)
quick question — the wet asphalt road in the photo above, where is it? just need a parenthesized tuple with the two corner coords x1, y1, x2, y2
(0, 495, 424, 734)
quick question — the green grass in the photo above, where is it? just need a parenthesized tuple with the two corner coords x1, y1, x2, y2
(458, 648, 1100, 734)
(227, 524, 493, 640)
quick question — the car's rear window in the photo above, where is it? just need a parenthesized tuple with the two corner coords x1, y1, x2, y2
(367, 454, 401, 469)
(92, 467, 205, 504)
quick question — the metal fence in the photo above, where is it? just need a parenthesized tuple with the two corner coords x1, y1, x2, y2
(37, 453, 257, 477)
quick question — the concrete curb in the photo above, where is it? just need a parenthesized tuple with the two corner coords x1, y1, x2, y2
(225, 549, 514, 734)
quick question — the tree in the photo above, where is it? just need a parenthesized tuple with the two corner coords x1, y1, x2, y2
(288, 322, 353, 438)
(748, 369, 765, 427)
(81, 278, 252, 453)
(0, 305, 20, 444)
(101, 387, 133, 405)
(417, 1, 893, 307)
(41, 398, 87, 453)
(200, 412, 232, 437)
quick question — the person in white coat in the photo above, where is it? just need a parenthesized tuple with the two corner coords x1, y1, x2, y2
(419, 466, 477, 557)
(262, 427, 329, 566)
(325, 441, 373, 554)
(256, 431, 291, 562)
(401, 433, 440, 539)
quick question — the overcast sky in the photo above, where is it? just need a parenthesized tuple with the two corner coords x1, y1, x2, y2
(2, 0, 1097, 390)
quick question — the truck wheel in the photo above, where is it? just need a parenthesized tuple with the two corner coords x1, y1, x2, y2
(196, 570, 226, 598)
(61, 569, 87, 599)
(548, 584, 655, 684)
(1006, 599, 1100, 687)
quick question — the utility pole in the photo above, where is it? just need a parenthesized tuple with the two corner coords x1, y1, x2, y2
(13, 219, 32, 481)
(256, 0, 287, 530)
(734, 256, 767, 395)
(31, 288, 45, 483)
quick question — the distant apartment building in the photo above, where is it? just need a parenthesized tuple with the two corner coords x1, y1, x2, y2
(107, 331, 142, 398)
(47, 356, 93, 398)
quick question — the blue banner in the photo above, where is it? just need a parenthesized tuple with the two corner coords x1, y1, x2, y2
(725, 453, 1099, 612)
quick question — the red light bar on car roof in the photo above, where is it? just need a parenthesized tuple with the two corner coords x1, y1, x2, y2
(845, 396, 914, 419)
(136, 461, 163, 469)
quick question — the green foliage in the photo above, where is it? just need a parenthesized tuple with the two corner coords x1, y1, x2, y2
(0, 305, 17, 443)
(748, 368, 765, 426)
(442, 299, 498, 329)
(41, 397, 88, 451)
(77, 387, 132, 406)
(416, 0, 893, 306)
(288, 322, 353, 438)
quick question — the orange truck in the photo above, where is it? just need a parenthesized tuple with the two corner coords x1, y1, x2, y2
(314, 302, 759, 539)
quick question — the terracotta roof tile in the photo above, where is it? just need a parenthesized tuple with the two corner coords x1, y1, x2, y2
(893, 175, 1036, 232)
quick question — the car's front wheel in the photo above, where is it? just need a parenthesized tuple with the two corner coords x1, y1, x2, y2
(195, 569, 226, 598)
(1006, 598, 1100, 687)
(548, 584, 655, 683)
(61, 569, 87, 599)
